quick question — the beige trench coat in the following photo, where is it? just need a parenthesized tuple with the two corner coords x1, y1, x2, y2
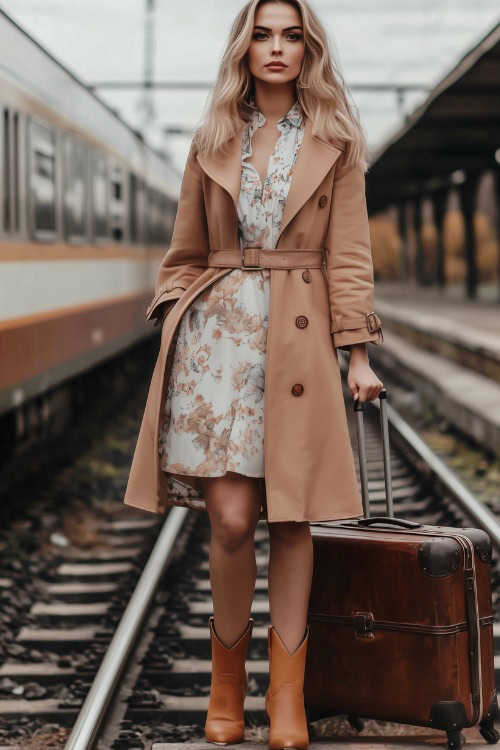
(123, 112, 383, 523)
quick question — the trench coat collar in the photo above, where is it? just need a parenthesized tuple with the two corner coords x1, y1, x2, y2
(195, 110, 344, 241)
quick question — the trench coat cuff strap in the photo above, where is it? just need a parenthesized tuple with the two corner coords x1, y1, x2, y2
(331, 312, 384, 350)
(145, 281, 190, 322)
(151, 299, 177, 327)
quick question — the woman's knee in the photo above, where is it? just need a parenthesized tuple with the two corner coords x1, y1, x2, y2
(268, 520, 310, 543)
(211, 511, 256, 552)
(201, 472, 260, 551)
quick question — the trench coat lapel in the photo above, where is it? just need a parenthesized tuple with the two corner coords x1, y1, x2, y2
(195, 113, 343, 242)
(279, 116, 342, 240)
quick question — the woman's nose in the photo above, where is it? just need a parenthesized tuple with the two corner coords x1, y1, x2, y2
(271, 36, 283, 53)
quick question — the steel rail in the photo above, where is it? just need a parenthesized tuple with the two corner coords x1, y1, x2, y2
(64, 505, 190, 750)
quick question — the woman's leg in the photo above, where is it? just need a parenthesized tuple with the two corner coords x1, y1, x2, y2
(267, 521, 313, 654)
(265, 521, 312, 750)
(200, 471, 262, 648)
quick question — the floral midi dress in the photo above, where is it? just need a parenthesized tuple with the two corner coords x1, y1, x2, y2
(158, 98, 305, 512)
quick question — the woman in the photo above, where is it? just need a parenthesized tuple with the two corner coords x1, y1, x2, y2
(124, 0, 384, 747)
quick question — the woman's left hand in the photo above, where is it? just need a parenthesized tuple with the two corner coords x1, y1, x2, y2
(346, 346, 384, 402)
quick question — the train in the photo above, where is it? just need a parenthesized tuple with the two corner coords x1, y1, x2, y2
(0, 8, 181, 460)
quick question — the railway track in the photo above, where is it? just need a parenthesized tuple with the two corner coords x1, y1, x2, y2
(0, 379, 498, 750)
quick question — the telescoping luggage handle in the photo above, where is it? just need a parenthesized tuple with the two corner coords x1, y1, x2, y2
(353, 387, 397, 521)
(351, 393, 485, 724)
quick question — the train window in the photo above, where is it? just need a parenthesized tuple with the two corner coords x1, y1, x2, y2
(148, 187, 158, 245)
(92, 152, 108, 240)
(166, 196, 176, 244)
(13, 112, 20, 232)
(129, 172, 138, 243)
(143, 183, 150, 244)
(63, 134, 88, 241)
(2, 109, 21, 234)
(148, 188, 155, 245)
(154, 189, 162, 244)
(3, 108, 10, 232)
(164, 196, 171, 243)
(110, 165, 124, 242)
(134, 177, 143, 244)
(156, 192, 162, 244)
(29, 119, 57, 237)
(158, 193, 166, 244)
(113, 176, 122, 201)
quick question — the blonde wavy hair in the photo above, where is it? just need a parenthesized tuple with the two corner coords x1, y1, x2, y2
(193, 0, 369, 172)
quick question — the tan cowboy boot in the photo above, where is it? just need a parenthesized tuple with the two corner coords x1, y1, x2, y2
(205, 615, 253, 745)
(265, 623, 310, 750)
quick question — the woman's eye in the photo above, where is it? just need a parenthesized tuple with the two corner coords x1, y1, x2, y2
(252, 32, 303, 41)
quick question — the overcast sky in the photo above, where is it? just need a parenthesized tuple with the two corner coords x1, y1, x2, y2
(1, 1, 499, 172)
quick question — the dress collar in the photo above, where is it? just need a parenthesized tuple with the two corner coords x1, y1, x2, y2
(247, 96, 304, 130)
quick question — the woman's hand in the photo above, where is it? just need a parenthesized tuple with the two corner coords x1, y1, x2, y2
(346, 343, 384, 402)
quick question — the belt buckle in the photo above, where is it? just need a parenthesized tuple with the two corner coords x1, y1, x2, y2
(366, 311, 378, 332)
(241, 247, 263, 270)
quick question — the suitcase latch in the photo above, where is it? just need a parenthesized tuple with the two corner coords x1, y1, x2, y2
(354, 612, 374, 638)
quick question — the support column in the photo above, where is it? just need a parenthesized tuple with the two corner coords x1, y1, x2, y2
(458, 171, 480, 300)
(493, 165, 500, 304)
(397, 202, 409, 280)
(413, 195, 424, 285)
(432, 189, 447, 289)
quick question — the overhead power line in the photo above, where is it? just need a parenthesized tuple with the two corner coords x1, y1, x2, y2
(87, 80, 432, 93)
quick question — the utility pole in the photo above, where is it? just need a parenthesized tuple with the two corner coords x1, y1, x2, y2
(136, 0, 156, 138)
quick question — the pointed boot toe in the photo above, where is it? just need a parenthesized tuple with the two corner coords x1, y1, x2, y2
(265, 623, 310, 750)
(205, 615, 253, 745)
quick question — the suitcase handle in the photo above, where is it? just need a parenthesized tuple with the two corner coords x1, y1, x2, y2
(357, 516, 423, 529)
(353, 387, 394, 517)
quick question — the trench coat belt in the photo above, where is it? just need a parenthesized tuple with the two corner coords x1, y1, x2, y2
(208, 247, 325, 270)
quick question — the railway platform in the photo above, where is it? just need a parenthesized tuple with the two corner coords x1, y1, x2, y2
(367, 281, 500, 458)
(153, 724, 500, 750)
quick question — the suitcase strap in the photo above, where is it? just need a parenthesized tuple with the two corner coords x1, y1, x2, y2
(450, 532, 482, 724)
(412, 528, 482, 724)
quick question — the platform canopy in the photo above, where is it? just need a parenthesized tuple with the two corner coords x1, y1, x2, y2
(366, 22, 500, 214)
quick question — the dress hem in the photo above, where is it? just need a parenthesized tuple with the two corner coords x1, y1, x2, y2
(163, 468, 265, 480)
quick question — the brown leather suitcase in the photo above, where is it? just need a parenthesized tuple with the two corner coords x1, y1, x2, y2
(304, 389, 499, 750)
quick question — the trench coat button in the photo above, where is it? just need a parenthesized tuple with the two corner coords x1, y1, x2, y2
(296, 315, 308, 328)
(302, 270, 312, 283)
(292, 383, 304, 396)
(319, 195, 328, 208)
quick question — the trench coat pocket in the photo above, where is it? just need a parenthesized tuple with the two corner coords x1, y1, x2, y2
(145, 280, 190, 323)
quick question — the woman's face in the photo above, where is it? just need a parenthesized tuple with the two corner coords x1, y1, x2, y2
(248, 1, 305, 85)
